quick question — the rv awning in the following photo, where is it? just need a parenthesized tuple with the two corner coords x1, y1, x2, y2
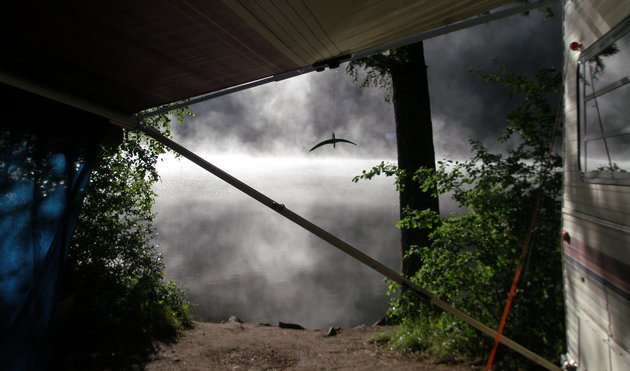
(1, 0, 513, 122)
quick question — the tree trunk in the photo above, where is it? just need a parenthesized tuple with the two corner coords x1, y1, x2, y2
(390, 41, 439, 277)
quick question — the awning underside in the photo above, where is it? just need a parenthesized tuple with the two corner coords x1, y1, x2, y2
(2, 0, 512, 118)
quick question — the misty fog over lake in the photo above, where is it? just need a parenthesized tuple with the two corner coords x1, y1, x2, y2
(154, 156, 405, 329)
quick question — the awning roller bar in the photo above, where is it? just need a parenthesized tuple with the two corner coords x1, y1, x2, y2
(137, 122, 560, 371)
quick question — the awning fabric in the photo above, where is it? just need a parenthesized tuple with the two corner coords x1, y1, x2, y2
(2, 0, 512, 120)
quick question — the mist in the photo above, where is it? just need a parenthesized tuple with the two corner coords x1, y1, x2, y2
(154, 157, 401, 328)
(152, 7, 562, 329)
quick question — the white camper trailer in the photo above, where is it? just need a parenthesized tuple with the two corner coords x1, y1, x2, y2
(562, 1, 630, 370)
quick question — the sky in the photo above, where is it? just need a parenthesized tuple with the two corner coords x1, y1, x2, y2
(152, 5, 563, 329)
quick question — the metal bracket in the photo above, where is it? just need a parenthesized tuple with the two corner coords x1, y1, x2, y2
(271, 201, 286, 213)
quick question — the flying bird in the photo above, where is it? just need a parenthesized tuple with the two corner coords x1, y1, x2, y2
(309, 132, 357, 152)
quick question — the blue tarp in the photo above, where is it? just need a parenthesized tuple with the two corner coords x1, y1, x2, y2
(0, 118, 103, 369)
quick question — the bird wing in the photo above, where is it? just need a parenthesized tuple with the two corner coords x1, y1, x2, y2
(309, 139, 336, 152)
(334, 138, 357, 146)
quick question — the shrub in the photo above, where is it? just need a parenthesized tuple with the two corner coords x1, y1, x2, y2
(357, 67, 565, 368)
(52, 111, 192, 368)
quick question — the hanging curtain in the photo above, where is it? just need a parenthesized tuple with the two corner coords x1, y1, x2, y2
(0, 85, 105, 370)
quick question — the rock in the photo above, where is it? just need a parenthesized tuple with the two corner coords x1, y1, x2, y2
(372, 316, 391, 326)
(325, 327, 340, 337)
(228, 316, 243, 323)
(278, 321, 305, 330)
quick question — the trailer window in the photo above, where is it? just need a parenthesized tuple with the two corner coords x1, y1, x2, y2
(578, 19, 630, 185)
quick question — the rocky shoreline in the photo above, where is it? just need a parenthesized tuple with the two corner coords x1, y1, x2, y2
(145, 319, 476, 370)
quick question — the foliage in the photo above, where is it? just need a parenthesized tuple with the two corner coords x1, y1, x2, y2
(52, 108, 194, 368)
(345, 1, 554, 97)
(346, 52, 394, 102)
(595, 162, 627, 173)
(346, 46, 424, 102)
(355, 67, 564, 368)
(517, 0, 554, 20)
(353, 161, 406, 191)
(388, 315, 481, 362)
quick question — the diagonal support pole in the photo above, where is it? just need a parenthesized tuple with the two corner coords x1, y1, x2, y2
(136, 122, 560, 371)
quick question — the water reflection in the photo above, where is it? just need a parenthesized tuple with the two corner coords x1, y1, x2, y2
(580, 27, 630, 177)
(154, 156, 401, 329)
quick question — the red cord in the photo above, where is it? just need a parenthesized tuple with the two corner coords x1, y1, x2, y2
(485, 269, 522, 370)
(485, 72, 564, 370)
(485, 208, 536, 370)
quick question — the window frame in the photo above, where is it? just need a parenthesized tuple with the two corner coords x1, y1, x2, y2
(577, 16, 630, 186)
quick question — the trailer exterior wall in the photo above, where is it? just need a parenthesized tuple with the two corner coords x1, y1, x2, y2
(562, 1, 630, 370)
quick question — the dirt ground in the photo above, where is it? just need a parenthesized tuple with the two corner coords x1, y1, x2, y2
(146, 320, 479, 370)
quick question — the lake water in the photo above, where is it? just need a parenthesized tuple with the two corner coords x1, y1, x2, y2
(153, 155, 403, 329)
